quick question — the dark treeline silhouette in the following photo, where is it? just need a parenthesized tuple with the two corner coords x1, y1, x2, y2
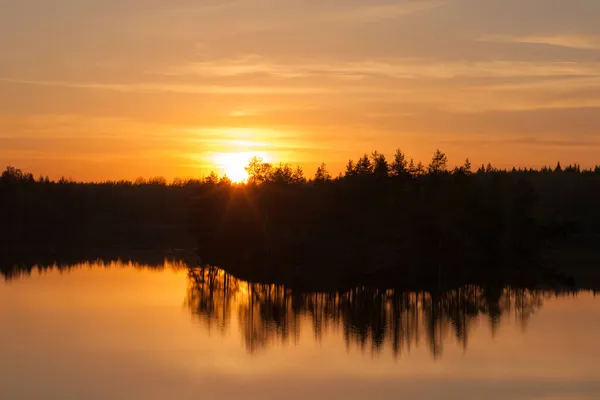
(0, 166, 201, 251)
(193, 150, 600, 289)
(186, 266, 592, 358)
(0, 250, 194, 282)
(2, 149, 600, 288)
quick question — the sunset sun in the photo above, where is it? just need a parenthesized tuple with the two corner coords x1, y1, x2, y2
(213, 152, 267, 183)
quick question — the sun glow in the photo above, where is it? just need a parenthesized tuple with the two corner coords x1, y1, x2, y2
(213, 152, 270, 183)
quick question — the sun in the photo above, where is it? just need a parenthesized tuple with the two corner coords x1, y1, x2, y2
(213, 152, 260, 183)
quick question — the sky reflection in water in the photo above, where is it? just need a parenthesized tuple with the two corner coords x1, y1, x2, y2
(1, 260, 599, 400)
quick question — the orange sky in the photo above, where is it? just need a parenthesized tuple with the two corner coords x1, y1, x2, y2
(1, 1, 600, 181)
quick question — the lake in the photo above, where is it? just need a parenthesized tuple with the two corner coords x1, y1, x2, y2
(1, 260, 600, 400)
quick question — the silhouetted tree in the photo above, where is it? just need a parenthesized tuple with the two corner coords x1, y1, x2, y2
(415, 161, 425, 176)
(246, 156, 273, 184)
(270, 163, 295, 184)
(453, 158, 472, 176)
(345, 160, 357, 178)
(219, 175, 232, 186)
(371, 151, 389, 178)
(355, 154, 374, 176)
(205, 171, 219, 185)
(463, 158, 472, 175)
(565, 164, 581, 173)
(148, 177, 167, 186)
(1, 166, 34, 183)
(555, 162, 563, 173)
(292, 166, 306, 184)
(407, 158, 417, 176)
(428, 149, 448, 174)
(391, 149, 409, 177)
(314, 163, 332, 182)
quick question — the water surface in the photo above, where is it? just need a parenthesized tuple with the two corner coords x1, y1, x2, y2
(1, 261, 599, 400)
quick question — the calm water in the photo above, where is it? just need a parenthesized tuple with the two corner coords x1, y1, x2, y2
(1, 261, 600, 400)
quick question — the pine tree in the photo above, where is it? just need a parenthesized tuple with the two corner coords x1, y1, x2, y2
(371, 151, 389, 178)
(315, 163, 332, 182)
(391, 149, 408, 177)
(463, 158, 472, 175)
(555, 162, 563, 173)
(427, 149, 448, 174)
(345, 160, 357, 177)
(355, 154, 374, 176)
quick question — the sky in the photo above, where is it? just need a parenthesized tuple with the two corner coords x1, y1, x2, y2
(1, 0, 600, 181)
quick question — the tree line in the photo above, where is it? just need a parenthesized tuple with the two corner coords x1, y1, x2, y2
(2, 149, 599, 187)
(2, 148, 600, 289)
(191, 150, 600, 288)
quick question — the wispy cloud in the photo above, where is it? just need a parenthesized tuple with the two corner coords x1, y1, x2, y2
(163, 56, 600, 80)
(325, 0, 446, 23)
(480, 34, 600, 50)
(125, 0, 446, 40)
(439, 136, 600, 149)
(6, 55, 600, 117)
(0, 78, 327, 95)
(162, 56, 310, 79)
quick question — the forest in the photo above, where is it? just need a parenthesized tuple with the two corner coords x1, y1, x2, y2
(2, 149, 600, 289)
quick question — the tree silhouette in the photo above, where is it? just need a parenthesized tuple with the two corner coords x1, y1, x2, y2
(205, 171, 219, 185)
(1, 166, 34, 183)
(555, 162, 563, 173)
(463, 158, 472, 175)
(292, 166, 306, 184)
(415, 161, 425, 176)
(270, 163, 295, 184)
(314, 163, 332, 182)
(407, 158, 417, 176)
(427, 149, 448, 174)
(246, 156, 274, 184)
(355, 154, 374, 176)
(391, 149, 409, 177)
(371, 151, 389, 178)
(219, 175, 232, 185)
(345, 160, 357, 178)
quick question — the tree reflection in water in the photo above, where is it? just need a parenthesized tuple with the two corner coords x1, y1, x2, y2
(186, 266, 565, 358)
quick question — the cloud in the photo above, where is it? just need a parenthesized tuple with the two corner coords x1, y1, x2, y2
(324, 0, 447, 24)
(480, 34, 600, 50)
(162, 56, 600, 81)
(162, 56, 311, 79)
(120, 0, 446, 41)
(0, 78, 327, 95)
(7, 53, 600, 117)
(439, 137, 600, 149)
